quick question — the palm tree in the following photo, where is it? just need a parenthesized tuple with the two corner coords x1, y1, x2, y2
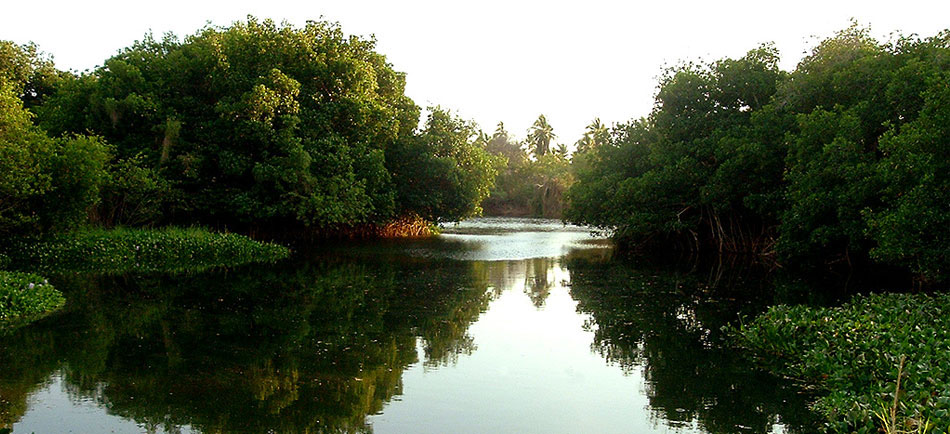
(576, 118, 607, 153)
(528, 114, 556, 158)
(493, 121, 508, 140)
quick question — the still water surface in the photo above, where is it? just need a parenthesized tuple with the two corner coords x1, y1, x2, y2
(1, 218, 817, 433)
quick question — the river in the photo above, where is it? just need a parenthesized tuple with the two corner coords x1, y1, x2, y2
(0, 218, 818, 433)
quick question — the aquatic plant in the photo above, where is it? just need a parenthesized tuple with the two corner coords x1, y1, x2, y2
(7, 227, 290, 274)
(0, 271, 64, 329)
(733, 292, 950, 433)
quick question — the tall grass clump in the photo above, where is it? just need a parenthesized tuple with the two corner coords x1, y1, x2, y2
(0, 271, 64, 329)
(733, 293, 950, 433)
(8, 227, 291, 274)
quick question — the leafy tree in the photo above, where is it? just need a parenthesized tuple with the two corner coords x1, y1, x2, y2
(481, 123, 533, 215)
(92, 153, 171, 227)
(866, 67, 950, 282)
(0, 80, 108, 237)
(566, 25, 950, 282)
(387, 107, 499, 222)
(0, 41, 64, 110)
(566, 45, 784, 252)
(485, 121, 526, 165)
(481, 118, 573, 218)
(39, 18, 493, 232)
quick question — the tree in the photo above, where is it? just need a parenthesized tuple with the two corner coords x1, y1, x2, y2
(566, 45, 784, 252)
(565, 25, 950, 282)
(387, 107, 499, 222)
(575, 118, 608, 154)
(0, 41, 64, 110)
(527, 114, 555, 158)
(485, 121, 526, 165)
(38, 18, 495, 231)
(0, 80, 108, 236)
(866, 68, 950, 282)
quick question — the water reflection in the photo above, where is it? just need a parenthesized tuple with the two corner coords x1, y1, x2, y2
(568, 257, 819, 432)
(1, 225, 817, 433)
(1, 259, 493, 433)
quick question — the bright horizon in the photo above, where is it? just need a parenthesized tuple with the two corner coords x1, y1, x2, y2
(3, 0, 948, 146)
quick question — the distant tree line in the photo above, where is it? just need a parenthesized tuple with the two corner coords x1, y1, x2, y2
(0, 17, 497, 240)
(480, 115, 573, 218)
(565, 25, 950, 283)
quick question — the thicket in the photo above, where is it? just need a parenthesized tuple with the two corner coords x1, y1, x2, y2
(734, 293, 950, 433)
(565, 26, 950, 282)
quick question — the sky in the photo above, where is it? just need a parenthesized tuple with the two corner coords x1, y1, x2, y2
(2, 0, 948, 145)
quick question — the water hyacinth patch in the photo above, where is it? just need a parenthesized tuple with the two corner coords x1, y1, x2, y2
(733, 293, 950, 433)
(0, 271, 64, 329)
(7, 227, 291, 274)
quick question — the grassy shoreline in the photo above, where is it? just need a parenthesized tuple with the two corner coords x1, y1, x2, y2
(733, 292, 950, 433)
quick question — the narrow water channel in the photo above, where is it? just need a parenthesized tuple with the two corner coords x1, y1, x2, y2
(0, 218, 817, 433)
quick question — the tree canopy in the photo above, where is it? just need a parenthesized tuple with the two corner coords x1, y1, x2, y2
(565, 27, 950, 282)
(14, 17, 496, 235)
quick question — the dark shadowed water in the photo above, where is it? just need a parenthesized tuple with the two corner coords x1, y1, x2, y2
(0, 218, 819, 433)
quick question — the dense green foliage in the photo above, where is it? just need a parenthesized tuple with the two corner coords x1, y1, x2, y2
(565, 26, 950, 281)
(387, 107, 499, 222)
(35, 18, 495, 231)
(481, 118, 573, 217)
(0, 41, 64, 110)
(0, 271, 63, 329)
(734, 293, 950, 433)
(0, 17, 501, 334)
(0, 79, 109, 237)
(566, 44, 787, 252)
(6, 227, 289, 274)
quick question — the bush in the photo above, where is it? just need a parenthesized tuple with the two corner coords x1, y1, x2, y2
(0, 271, 64, 328)
(733, 293, 950, 433)
(8, 227, 291, 274)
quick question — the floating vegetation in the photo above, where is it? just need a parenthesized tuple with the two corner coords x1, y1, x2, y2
(7, 227, 290, 274)
(0, 271, 64, 331)
(734, 293, 950, 433)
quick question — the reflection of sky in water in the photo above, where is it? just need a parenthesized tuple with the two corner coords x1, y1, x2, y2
(6, 218, 803, 434)
(419, 217, 611, 261)
(368, 261, 693, 434)
(13, 373, 194, 433)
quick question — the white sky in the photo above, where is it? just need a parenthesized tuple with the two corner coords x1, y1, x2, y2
(2, 0, 948, 145)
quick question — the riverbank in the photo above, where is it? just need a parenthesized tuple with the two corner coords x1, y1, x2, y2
(734, 292, 950, 433)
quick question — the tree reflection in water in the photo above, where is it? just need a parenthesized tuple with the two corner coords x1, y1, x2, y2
(568, 255, 820, 433)
(1, 250, 819, 433)
(0, 256, 493, 433)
